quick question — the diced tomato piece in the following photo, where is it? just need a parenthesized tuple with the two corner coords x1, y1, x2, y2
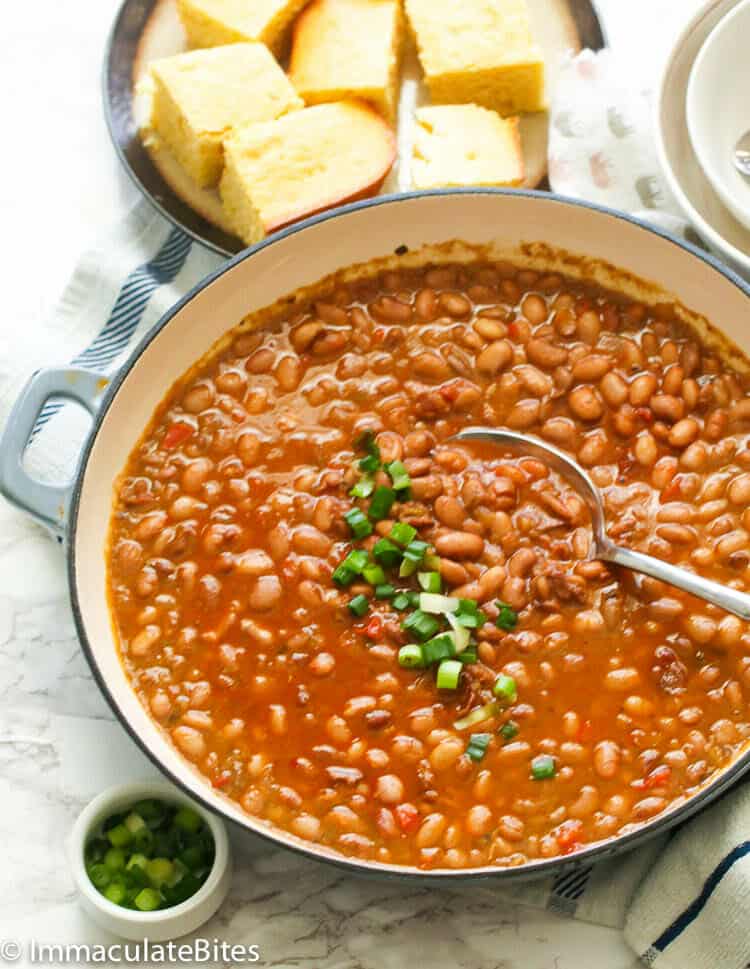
(507, 320, 522, 341)
(555, 819, 584, 854)
(395, 802, 420, 834)
(212, 772, 230, 789)
(365, 616, 383, 639)
(643, 764, 672, 789)
(635, 406, 653, 424)
(162, 421, 194, 449)
(439, 382, 460, 403)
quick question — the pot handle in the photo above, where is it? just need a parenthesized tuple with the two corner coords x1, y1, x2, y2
(0, 368, 109, 542)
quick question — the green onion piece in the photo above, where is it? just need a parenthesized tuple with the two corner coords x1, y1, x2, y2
(356, 429, 381, 460)
(104, 881, 127, 905)
(455, 599, 486, 628)
(421, 632, 457, 665)
(345, 507, 374, 539)
(88, 863, 111, 890)
(358, 453, 380, 474)
(398, 539, 430, 577)
(134, 887, 162, 912)
(374, 583, 395, 600)
(445, 615, 471, 652)
(495, 600, 519, 630)
(126, 853, 149, 872)
(332, 564, 355, 587)
(419, 591, 458, 614)
(392, 592, 411, 610)
(406, 590, 420, 608)
(493, 674, 517, 702)
(369, 485, 396, 521)
(453, 701, 500, 731)
(499, 720, 520, 741)
(457, 646, 478, 664)
(373, 538, 402, 567)
(132, 799, 165, 824)
(124, 812, 146, 834)
(466, 733, 492, 762)
(146, 857, 174, 888)
(436, 659, 462, 690)
(106, 824, 132, 848)
(362, 562, 386, 586)
(104, 848, 127, 871)
(389, 522, 417, 546)
(348, 594, 369, 617)
(385, 460, 411, 492)
(531, 754, 557, 780)
(423, 550, 441, 570)
(398, 644, 425, 668)
(350, 475, 375, 498)
(344, 549, 369, 572)
(418, 571, 442, 593)
(402, 610, 441, 643)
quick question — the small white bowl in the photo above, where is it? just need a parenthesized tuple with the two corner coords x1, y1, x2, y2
(70, 780, 231, 941)
(654, 0, 750, 277)
(686, 0, 750, 230)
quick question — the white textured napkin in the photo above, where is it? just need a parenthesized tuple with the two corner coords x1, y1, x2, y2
(4, 44, 750, 969)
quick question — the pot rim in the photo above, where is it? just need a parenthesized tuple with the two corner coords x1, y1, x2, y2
(67, 187, 750, 881)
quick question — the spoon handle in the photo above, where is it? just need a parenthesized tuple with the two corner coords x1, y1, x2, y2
(601, 542, 750, 620)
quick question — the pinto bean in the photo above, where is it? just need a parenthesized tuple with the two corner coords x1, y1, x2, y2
(477, 340, 513, 375)
(434, 531, 485, 559)
(568, 386, 604, 421)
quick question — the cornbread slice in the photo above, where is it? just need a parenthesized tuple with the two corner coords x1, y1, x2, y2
(176, 0, 310, 55)
(412, 105, 524, 189)
(220, 100, 396, 244)
(404, 0, 545, 116)
(150, 44, 303, 189)
(289, 0, 404, 121)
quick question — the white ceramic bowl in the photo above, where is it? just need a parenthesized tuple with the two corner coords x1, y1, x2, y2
(654, 0, 750, 276)
(686, 0, 750, 230)
(70, 780, 231, 941)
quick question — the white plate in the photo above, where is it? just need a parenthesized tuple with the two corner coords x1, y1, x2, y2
(654, 0, 750, 276)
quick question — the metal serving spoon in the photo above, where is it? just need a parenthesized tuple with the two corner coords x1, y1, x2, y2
(733, 130, 750, 178)
(452, 427, 750, 620)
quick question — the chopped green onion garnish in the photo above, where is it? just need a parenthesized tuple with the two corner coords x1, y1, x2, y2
(445, 614, 471, 652)
(500, 720, 520, 741)
(369, 486, 396, 521)
(418, 571, 442, 593)
(385, 460, 411, 493)
(356, 430, 381, 462)
(531, 754, 557, 780)
(362, 562, 386, 586)
(332, 564, 356, 587)
(466, 733, 492, 762)
(406, 590, 420, 608)
(104, 881, 127, 905)
(455, 599, 486, 628)
(421, 632, 457, 665)
(495, 601, 519, 630)
(457, 647, 478, 664)
(389, 522, 417, 546)
(348, 594, 369, 617)
(345, 507, 373, 539)
(88, 864, 110, 889)
(134, 887, 162, 912)
(402, 610, 441, 643)
(372, 537, 402, 567)
(343, 549, 369, 572)
(436, 659, 462, 690)
(392, 592, 411, 610)
(493, 674, 517, 702)
(359, 453, 380, 474)
(375, 583, 395, 600)
(107, 824, 132, 848)
(398, 644, 425, 668)
(423, 550, 441, 570)
(350, 476, 375, 498)
(419, 592, 458, 614)
(124, 812, 146, 834)
(453, 701, 500, 731)
(104, 848, 126, 871)
(399, 539, 430, 577)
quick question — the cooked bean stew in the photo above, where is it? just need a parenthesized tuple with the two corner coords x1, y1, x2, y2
(108, 261, 750, 870)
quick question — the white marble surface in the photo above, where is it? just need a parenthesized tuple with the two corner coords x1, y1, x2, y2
(0, 1, 700, 965)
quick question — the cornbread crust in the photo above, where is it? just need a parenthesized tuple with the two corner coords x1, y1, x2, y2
(289, 0, 404, 121)
(176, 0, 310, 55)
(405, 0, 545, 115)
(150, 44, 303, 189)
(220, 100, 396, 244)
(412, 105, 524, 189)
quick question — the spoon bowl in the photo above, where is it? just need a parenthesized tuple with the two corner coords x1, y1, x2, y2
(453, 427, 750, 621)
